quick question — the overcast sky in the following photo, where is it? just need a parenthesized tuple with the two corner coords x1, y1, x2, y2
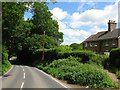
(24, 0, 120, 45)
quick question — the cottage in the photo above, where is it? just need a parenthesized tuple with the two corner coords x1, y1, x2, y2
(83, 20, 120, 54)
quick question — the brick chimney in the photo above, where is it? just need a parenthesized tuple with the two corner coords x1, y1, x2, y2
(108, 20, 117, 32)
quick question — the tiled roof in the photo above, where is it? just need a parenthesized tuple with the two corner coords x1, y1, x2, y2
(84, 31, 107, 42)
(98, 29, 120, 40)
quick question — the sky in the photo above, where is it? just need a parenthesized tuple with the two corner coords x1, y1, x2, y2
(24, 0, 120, 45)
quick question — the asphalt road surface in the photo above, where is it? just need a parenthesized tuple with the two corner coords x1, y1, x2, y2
(2, 65, 69, 90)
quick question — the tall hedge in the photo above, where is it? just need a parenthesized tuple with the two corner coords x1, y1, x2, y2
(31, 48, 108, 67)
(110, 48, 120, 68)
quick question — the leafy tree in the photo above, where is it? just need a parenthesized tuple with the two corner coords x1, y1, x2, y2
(31, 2, 63, 45)
(23, 34, 57, 51)
(2, 2, 29, 56)
(70, 43, 83, 50)
(2, 2, 63, 62)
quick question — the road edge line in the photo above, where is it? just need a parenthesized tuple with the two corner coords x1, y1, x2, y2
(3, 65, 14, 76)
(34, 67, 68, 89)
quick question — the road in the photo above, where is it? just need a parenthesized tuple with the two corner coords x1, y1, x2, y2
(2, 65, 69, 90)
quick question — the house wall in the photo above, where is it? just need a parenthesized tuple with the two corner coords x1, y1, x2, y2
(100, 39, 118, 54)
(84, 38, 118, 54)
(118, 37, 120, 48)
(83, 41, 100, 53)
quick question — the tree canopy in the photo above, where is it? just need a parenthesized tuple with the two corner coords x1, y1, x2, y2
(2, 2, 63, 57)
(70, 43, 83, 50)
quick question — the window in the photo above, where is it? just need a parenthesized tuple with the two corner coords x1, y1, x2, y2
(104, 40, 109, 46)
(94, 44, 97, 47)
(112, 43, 115, 46)
(112, 39, 116, 46)
(85, 42, 88, 47)
(105, 44, 109, 46)
(90, 43, 92, 47)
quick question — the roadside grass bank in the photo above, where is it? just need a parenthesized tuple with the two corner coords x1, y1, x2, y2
(34, 56, 118, 89)
(2, 47, 11, 75)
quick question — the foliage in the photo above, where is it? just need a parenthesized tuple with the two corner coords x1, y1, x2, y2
(31, 2, 63, 45)
(23, 34, 58, 51)
(43, 57, 116, 88)
(116, 71, 120, 79)
(2, 2, 29, 56)
(54, 45, 72, 53)
(32, 48, 108, 67)
(70, 43, 83, 50)
(109, 48, 120, 68)
(2, 47, 11, 75)
(2, 2, 63, 61)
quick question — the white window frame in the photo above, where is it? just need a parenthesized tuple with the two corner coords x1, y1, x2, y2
(85, 42, 88, 47)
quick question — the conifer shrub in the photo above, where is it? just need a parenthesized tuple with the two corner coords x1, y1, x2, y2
(110, 48, 120, 68)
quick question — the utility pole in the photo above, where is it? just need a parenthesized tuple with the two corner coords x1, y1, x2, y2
(42, 31, 45, 60)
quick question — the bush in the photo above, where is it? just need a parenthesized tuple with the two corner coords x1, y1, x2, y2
(43, 57, 117, 88)
(2, 47, 11, 74)
(22, 46, 108, 66)
(116, 71, 120, 79)
(110, 48, 120, 68)
(70, 43, 83, 50)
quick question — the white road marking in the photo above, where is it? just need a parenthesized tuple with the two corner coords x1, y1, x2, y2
(20, 66, 25, 89)
(34, 68, 68, 88)
(20, 82, 24, 89)
(23, 73, 25, 79)
(23, 68, 24, 72)
(20, 66, 24, 69)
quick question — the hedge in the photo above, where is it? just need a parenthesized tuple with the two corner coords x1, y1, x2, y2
(109, 48, 120, 68)
(17, 46, 108, 67)
(32, 49, 108, 66)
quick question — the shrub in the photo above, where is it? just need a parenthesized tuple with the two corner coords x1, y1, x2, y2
(25, 47, 108, 66)
(43, 57, 117, 88)
(2, 47, 11, 74)
(70, 43, 83, 50)
(110, 48, 120, 68)
(88, 54, 109, 67)
(116, 71, 120, 79)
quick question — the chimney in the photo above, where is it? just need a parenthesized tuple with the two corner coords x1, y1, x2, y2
(108, 20, 117, 32)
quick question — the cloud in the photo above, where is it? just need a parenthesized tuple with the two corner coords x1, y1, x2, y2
(50, 7, 69, 20)
(60, 28, 90, 45)
(71, 3, 118, 28)
(50, 1, 118, 45)
(77, 2, 96, 13)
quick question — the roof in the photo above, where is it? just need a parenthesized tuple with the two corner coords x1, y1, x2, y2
(84, 31, 107, 42)
(84, 29, 120, 42)
(98, 29, 120, 40)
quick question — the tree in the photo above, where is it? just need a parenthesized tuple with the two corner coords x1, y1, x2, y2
(31, 2, 63, 45)
(2, 2, 33, 56)
(2, 2, 63, 61)
(2, 2, 28, 56)
(70, 43, 83, 50)
(23, 34, 57, 51)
